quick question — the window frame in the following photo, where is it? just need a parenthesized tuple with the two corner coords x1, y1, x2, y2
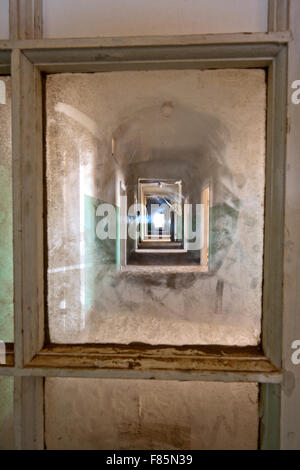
(2, 34, 287, 378)
(0, 0, 292, 451)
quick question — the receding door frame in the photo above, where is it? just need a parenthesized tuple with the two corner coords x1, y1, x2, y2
(0, 0, 298, 451)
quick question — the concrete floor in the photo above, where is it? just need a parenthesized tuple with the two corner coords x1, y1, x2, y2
(128, 251, 200, 266)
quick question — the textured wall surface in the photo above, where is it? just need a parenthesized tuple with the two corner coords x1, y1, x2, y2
(45, 379, 259, 450)
(0, 77, 13, 342)
(46, 69, 266, 346)
(0, 377, 14, 450)
(43, 0, 268, 38)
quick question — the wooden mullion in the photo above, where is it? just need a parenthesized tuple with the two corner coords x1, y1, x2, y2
(262, 49, 288, 370)
(14, 376, 44, 450)
(9, 0, 19, 41)
(11, 48, 23, 369)
(0, 366, 282, 384)
(280, 0, 300, 449)
(260, 0, 291, 451)
(9, 0, 43, 40)
(0, 31, 291, 51)
(33, 0, 43, 40)
(268, 0, 290, 32)
(12, 49, 44, 367)
(260, 384, 281, 449)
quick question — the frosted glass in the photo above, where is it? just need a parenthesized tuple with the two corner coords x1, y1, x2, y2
(0, 377, 14, 450)
(43, 0, 268, 38)
(0, 77, 13, 343)
(45, 379, 259, 450)
(0, 0, 9, 39)
(46, 69, 266, 345)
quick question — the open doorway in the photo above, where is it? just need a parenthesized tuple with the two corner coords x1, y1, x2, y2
(138, 179, 184, 251)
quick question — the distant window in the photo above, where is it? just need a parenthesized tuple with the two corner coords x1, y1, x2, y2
(153, 213, 165, 229)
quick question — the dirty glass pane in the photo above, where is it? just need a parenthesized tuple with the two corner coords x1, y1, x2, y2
(45, 378, 259, 450)
(0, 376, 14, 450)
(0, 77, 13, 343)
(0, 1, 9, 40)
(46, 69, 266, 345)
(43, 0, 268, 38)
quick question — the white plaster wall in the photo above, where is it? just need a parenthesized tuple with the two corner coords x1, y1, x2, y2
(43, 0, 268, 38)
(0, 0, 9, 39)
